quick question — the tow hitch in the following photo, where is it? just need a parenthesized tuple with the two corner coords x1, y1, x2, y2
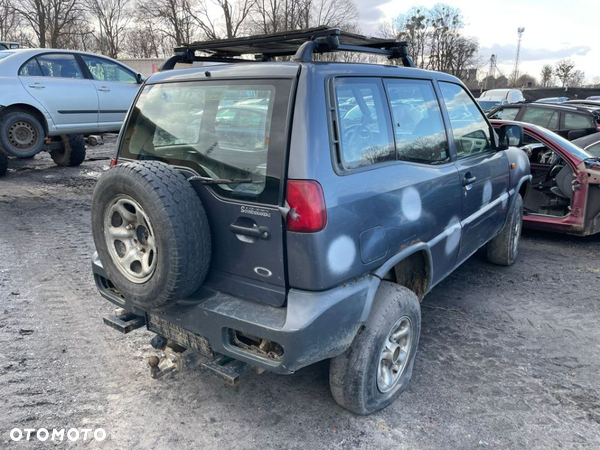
(148, 334, 252, 386)
(103, 309, 254, 385)
(148, 336, 192, 379)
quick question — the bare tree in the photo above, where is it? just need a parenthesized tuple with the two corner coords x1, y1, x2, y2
(250, 0, 357, 35)
(569, 70, 585, 88)
(389, 4, 479, 78)
(137, 0, 197, 46)
(87, 0, 131, 58)
(123, 22, 165, 57)
(540, 64, 554, 87)
(190, 0, 253, 39)
(554, 59, 576, 88)
(0, 0, 23, 41)
(14, 0, 85, 48)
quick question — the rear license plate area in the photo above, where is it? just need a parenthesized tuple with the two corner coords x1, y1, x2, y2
(147, 314, 214, 358)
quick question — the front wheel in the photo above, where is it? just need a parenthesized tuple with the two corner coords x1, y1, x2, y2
(50, 134, 86, 167)
(329, 281, 421, 415)
(487, 193, 523, 266)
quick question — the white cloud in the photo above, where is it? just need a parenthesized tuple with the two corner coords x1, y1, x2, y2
(356, 0, 600, 79)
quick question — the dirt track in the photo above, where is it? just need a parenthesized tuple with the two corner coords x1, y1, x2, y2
(1, 142, 599, 449)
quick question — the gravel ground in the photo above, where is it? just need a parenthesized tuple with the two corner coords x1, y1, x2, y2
(1, 140, 599, 449)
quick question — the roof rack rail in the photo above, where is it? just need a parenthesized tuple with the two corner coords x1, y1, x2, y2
(159, 26, 415, 71)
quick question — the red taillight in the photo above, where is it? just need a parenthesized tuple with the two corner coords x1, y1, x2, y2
(286, 180, 327, 233)
(109, 157, 118, 168)
(596, 124, 600, 131)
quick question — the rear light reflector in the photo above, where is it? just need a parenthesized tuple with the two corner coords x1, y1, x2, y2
(286, 180, 327, 233)
(109, 157, 118, 168)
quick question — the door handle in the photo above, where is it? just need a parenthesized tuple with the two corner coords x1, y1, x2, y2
(462, 173, 477, 186)
(230, 224, 270, 240)
(98, 87, 110, 92)
(28, 83, 45, 89)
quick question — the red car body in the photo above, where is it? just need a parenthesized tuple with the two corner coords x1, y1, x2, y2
(492, 120, 600, 236)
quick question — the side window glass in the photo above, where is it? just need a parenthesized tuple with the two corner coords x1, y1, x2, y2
(81, 55, 136, 83)
(547, 111, 559, 129)
(489, 107, 519, 120)
(384, 79, 448, 164)
(564, 113, 593, 129)
(334, 78, 395, 169)
(521, 107, 556, 128)
(439, 82, 493, 159)
(36, 54, 83, 78)
(19, 58, 43, 76)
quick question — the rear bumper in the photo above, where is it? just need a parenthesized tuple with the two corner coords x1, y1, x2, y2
(92, 254, 377, 374)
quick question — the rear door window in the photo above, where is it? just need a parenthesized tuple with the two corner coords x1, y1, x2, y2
(18, 58, 43, 76)
(564, 112, 593, 129)
(489, 107, 520, 120)
(384, 78, 449, 164)
(521, 107, 558, 129)
(334, 78, 395, 169)
(119, 79, 293, 205)
(35, 54, 84, 79)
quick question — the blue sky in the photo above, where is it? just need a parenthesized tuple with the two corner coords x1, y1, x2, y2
(357, 0, 599, 81)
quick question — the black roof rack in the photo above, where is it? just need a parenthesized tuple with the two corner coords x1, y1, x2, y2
(159, 26, 415, 71)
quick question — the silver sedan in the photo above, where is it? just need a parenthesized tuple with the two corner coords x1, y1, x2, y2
(0, 49, 142, 158)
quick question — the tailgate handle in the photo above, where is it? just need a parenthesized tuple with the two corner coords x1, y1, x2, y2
(229, 224, 271, 240)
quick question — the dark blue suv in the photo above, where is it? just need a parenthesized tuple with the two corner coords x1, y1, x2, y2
(91, 28, 531, 415)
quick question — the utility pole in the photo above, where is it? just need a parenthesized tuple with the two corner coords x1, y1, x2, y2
(511, 27, 525, 86)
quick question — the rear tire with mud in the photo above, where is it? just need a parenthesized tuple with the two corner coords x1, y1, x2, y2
(51, 134, 86, 167)
(329, 282, 421, 415)
(487, 193, 523, 266)
(0, 111, 45, 158)
(91, 161, 211, 309)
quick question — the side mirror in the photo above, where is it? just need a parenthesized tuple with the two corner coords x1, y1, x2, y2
(497, 124, 524, 150)
(136, 73, 144, 84)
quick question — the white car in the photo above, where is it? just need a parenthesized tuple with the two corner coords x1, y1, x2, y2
(479, 88, 525, 104)
(0, 49, 143, 160)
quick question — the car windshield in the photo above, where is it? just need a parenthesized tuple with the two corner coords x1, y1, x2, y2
(119, 79, 292, 202)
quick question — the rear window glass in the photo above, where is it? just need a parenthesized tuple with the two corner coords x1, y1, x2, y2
(120, 79, 292, 204)
(564, 112, 593, 129)
(334, 78, 395, 169)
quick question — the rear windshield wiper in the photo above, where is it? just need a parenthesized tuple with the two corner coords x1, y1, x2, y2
(188, 175, 261, 185)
